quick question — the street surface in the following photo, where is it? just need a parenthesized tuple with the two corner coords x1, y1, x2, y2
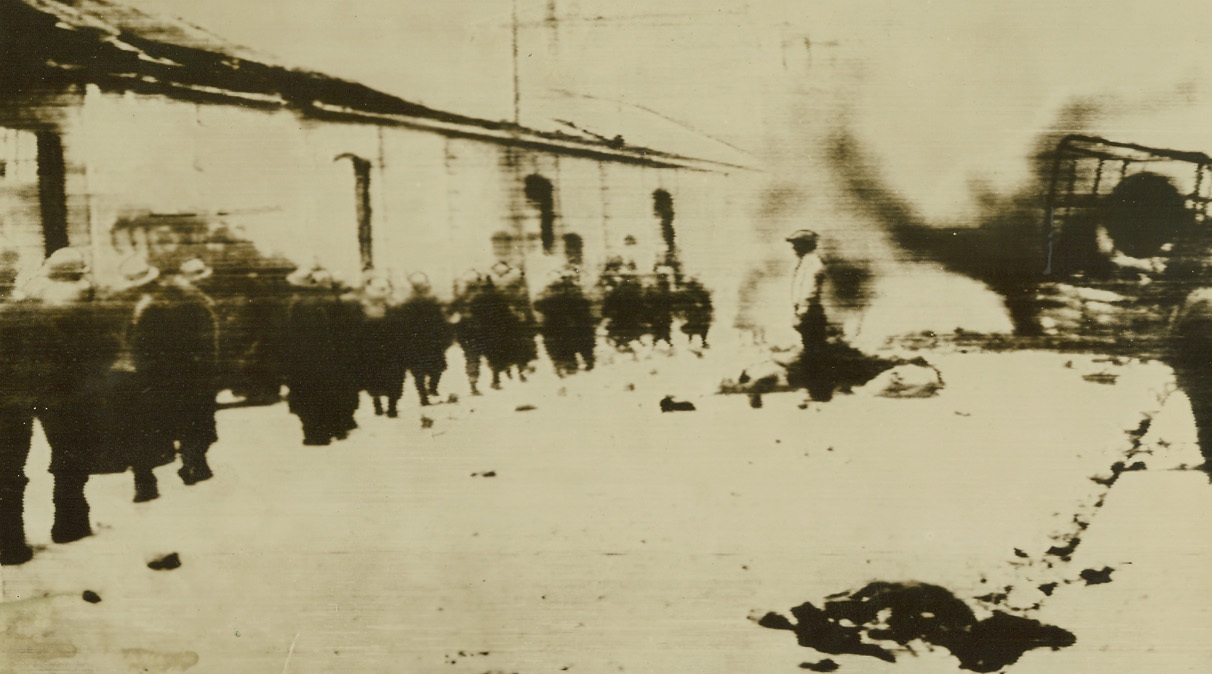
(1, 344, 1209, 673)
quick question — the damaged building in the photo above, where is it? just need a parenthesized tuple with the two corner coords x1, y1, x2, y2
(0, 0, 748, 302)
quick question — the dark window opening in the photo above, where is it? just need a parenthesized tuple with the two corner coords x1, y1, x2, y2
(653, 188, 676, 264)
(492, 229, 517, 262)
(524, 174, 556, 254)
(337, 153, 374, 270)
(37, 131, 68, 256)
(562, 232, 583, 267)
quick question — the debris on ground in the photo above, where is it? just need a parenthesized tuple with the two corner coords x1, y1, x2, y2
(1080, 567, 1115, 585)
(864, 362, 945, 398)
(1082, 372, 1119, 385)
(721, 346, 937, 404)
(515, 404, 537, 412)
(82, 590, 102, 603)
(421, 416, 435, 429)
(1046, 536, 1082, 559)
(470, 471, 497, 478)
(148, 553, 181, 571)
(659, 396, 696, 412)
(799, 659, 839, 672)
(1091, 460, 1148, 486)
(756, 581, 1075, 673)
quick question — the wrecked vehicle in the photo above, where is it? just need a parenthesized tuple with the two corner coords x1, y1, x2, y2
(1037, 134, 1212, 356)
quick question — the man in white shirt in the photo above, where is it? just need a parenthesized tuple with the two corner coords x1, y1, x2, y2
(788, 229, 827, 344)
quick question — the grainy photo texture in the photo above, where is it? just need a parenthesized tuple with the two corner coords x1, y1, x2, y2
(1, 1, 1211, 672)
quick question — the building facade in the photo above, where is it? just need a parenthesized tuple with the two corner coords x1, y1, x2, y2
(0, 0, 750, 311)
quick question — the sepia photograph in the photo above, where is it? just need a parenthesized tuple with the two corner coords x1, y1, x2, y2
(1, 0, 1211, 672)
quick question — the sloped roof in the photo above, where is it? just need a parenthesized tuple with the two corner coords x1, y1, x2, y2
(0, 0, 745, 170)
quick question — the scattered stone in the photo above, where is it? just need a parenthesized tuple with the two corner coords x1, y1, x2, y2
(421, 416, 434, 429)
(659, 396, 696, 412)
(515, 404, 537, 412)
(1013, 548, 1028, 558)
(866, 363, 945, 398)
(1079, 567, 1114, 585)
(1046, 536, 1081, 558)
(624, 383, 635, 391)
(976, 592, 1007, 605)
(447, 393, 459, 404)
(799, 659, 840, 672)
(471, 471, 497, 478)
(955, 411, 972, 417)
(148, 553, 181, 571)
(1082, 372, 1118, 385)
(1091, 460, 1148, 486)
(757, 581, 1075, 672)
(1038, 582, 1058, 596)
(82, 590, 102, 604)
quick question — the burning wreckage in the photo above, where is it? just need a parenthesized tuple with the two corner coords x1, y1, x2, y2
(725, 135, 1212, 423)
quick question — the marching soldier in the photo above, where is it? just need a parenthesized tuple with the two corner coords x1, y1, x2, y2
(355, 272, 407, 418)
(534, 269, 596, 376)
(452, 270, 489, 396)
(282, 266, 360, 445)
(1, 249, 118, 564)
(398, 273, 453, 407)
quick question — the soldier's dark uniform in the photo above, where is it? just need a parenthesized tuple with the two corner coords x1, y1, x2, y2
(357, 299, 407, 417)
(0, 268, 119, 565)
(126, 278, 220, 499)
(475, 280, 527, 390)
(452, 275, 489, 396)
(398, 284, 453, 407)
(600, 270, 648, 352)
(644, 270, 676, 348)
(491, 264, 539, 379)
(1171, 289, 1212, 469)
(534, 274, 596, 376)
(674, 276, 713, 348)
(283, 272, 360, 445)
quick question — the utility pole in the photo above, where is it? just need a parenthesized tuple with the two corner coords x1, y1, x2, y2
(511, 0, 521, 125)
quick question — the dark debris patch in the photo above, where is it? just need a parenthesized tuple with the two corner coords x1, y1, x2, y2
(147, 553, 181, 571)
(799, 659, 840, 672)
(757, 581, 1075, 673)
(470, 471, 497, 478)
(1079, 567, 1115, 585)
(659, 396, 696, 412)
(1046, 536, 1081, 559)
(975, 592, 1008, 605)
(82, 590, 102, 604)
(1090, 460, 1148, 486)
(1038, 582, 1059, 597)
(1081, 372, 1118, 385)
